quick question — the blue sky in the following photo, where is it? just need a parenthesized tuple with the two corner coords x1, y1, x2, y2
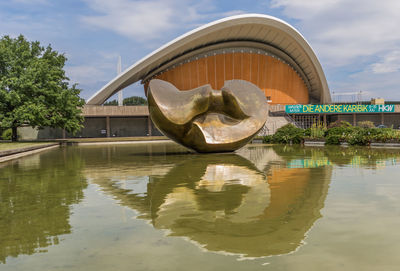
(1, 0, 400, 102)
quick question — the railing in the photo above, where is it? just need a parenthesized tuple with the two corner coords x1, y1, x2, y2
(284, 113, 303, 129)
(257, 123, 270, 136)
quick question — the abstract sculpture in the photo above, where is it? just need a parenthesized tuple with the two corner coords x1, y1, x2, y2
(147, 79, 268, 152)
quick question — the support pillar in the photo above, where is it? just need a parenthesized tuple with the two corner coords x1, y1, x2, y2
(381, 113, 384, 125)
(323, 114, 327, 127)
(106, 116, 110, 137)
(147, 116, 152, 136)
(353, 114, 356, 126)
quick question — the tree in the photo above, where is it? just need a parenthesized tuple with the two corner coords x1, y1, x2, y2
(0, 35, 84, 141)
(103, 99, 118, 106)
(103, 96, 147, 106)
(123, 96, 147, 105)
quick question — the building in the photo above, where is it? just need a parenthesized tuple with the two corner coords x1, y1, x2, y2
(79, 14, 336, 137)
(87, 14, 331, 106)
(18, 14, 400, 140)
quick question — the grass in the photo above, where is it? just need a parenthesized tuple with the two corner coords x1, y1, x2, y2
(0, 142, 54, 152)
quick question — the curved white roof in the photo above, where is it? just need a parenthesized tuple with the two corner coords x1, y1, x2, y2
(87, 14, 331, 105)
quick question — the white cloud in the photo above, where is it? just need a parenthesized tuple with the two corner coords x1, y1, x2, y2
(82, 0, 174, 41)
(81, 0, 216, 41)
(270, 0, 400, 99)
(271, 0, 340, 17)
(329, 68, 400, 100)
(66, 65, 108, 86)
(371, 51, 400, 74)
(65, 52, 120, 86)
(271, 0, 400, 67)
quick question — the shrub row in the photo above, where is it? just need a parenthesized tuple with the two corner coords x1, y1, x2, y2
(263, 121, 400, 146)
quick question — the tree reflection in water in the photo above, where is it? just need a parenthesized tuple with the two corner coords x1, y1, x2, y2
(0, 149, 87, 263)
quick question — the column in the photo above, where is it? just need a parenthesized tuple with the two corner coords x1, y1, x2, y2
(147, 116, 152, 136)
(381, 113, 384, 125)
(106, 116, 110, 137)
(353, 114, 356, 126)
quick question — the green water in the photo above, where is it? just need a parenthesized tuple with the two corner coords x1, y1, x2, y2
(1, 143, 400, 270)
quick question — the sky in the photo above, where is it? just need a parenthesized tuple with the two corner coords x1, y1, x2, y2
(1, 0, 400, 102)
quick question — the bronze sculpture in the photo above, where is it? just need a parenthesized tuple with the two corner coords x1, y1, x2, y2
(147, 79, 268, 152)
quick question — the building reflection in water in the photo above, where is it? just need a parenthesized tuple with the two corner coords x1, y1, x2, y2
(88, 144, 332, 258)
(2, 143, 400, 262)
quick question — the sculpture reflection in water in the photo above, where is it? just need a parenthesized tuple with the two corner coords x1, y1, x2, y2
(90, 145, 332, 258)
(147, 79, 268, 153)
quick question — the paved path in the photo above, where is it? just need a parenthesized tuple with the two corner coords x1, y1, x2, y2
(0, 143, 60, 163)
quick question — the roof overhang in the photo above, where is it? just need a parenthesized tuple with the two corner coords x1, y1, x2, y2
(87, 14, 331, 105)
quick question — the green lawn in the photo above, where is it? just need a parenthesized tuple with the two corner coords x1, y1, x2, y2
(0, 142, 52, 152)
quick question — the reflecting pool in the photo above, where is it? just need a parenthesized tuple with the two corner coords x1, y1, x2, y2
(1, 143, 400, 270)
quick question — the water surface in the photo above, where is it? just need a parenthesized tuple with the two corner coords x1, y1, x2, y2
(1, 143, 400, 270)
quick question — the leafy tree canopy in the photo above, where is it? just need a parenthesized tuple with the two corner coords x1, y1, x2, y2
(0, 35, 84, 141)
(104, 96, 147, 106)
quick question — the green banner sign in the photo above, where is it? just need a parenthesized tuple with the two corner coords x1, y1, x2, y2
(287, 158, 331, 169)
(285, 104, 396, 114)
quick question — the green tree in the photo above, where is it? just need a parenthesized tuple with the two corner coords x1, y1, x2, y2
(123, 96, 147, 105)
(103, 99, 118, 106)
(103, 96, 147, 106)
(0, 35, 84, 141)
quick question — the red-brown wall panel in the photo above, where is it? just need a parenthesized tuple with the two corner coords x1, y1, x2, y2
(151, 52, 309, 104)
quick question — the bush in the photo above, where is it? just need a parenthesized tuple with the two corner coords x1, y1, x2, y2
(328, 120, 352, 128)
(325, 126, 358, 137)
(357, 121, 375, 128)
(372, 128, 400, 142)
(325, 134, 341, 145)
(272, 124, 304, 144)
(325, 123, 366, 144)
(344, 129, 376, 146)
(347, 129, 371, 146)
(310, 122, 326, 138)
(262, 135, 273, 143)
(1, 128, 20, 140)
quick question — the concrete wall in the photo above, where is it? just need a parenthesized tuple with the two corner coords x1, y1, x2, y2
(355, 114, 382, 126)
(17, 116, 163, 140)
(83, 105, 148, 116)
(383, 114, 400, 128)
(331, 114, 353, 124)
(18, 126, 39, 140)
(16, 112, 399, 140)
(71, 117, 107, 138)
(18, 126, 64, 140)
(151, 122, 163, 136)
(110, 117, 148, 137)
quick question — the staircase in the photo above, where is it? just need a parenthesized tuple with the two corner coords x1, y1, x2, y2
(258, 111, 299, 136)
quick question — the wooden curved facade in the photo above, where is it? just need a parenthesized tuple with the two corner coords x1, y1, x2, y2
(146, 52, 309, 105)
